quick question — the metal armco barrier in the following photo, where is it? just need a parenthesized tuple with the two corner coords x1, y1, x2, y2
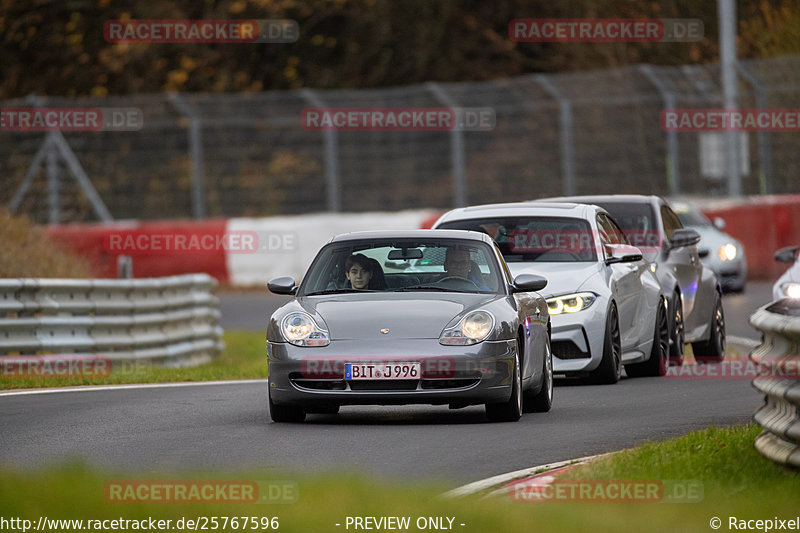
(0, 274, 223, 366)
(750, 298, 800, 468)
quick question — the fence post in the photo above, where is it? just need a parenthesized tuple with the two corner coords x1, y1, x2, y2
(535, 75, 576, 196)
(168, 93, 207, 219)
(426, 82, 467, 207)
(639, 65, 681, 196)
(300, 89, 341, 212)
(737, 63, 773, 195)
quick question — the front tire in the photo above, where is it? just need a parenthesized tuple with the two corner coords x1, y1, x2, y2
(692, 293, 725, 364)
(269, 391, 306, 423)
(589, 303, 622, 384)
(524, 334, 553, 412)
(669, 292, 685, 367)
(626, 297, 668, 377)
(486, 347, 523, 422)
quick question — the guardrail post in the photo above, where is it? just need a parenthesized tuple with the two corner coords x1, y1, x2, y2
(300, 89, 341, 212)
(534, 75, 577, 196)
(426, 82, 467, 207)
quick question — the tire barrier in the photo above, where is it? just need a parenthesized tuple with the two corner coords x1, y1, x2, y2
(750, 298, 800, 468)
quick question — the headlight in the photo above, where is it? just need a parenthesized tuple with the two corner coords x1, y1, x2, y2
(547, 292, 597, 315)
(649, 263, 658, 273)
(718, 243, 738, 261)
(780, 283, 800, 299)
(280, 312, 330, 347)
(440, 310, 495, 346)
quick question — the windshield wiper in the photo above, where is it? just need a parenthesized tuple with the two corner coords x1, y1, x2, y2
(304, 289, 379, 296)
(392, 286, 460, 292)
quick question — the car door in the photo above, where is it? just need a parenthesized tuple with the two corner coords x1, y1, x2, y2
(598, 213, 643, 352)
(497, 242, 546, 384)
(660, 203, 702, 324)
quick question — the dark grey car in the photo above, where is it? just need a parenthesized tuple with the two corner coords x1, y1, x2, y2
(266, 230, 553, 423)
(539, 195, 724, 366)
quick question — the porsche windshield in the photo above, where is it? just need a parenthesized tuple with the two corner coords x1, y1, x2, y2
(437, 217, 597, 263)
(300, 239, 504, 295)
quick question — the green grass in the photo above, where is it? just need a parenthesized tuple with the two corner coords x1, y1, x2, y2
(1, 425, 798, 533)
(0, 331, 266, 390)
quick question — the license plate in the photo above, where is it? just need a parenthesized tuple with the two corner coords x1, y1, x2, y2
(344, 362, 421, 380)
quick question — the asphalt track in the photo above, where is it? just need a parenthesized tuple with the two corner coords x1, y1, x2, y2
(0, 282, 775, 484)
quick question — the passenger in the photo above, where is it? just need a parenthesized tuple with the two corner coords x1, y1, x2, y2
(344, 254, 373, 289)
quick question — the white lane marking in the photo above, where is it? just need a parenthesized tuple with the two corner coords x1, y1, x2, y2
(726, 335, 760, 348)
(441, 452, 611, 499)
(0, 379, 268, 397)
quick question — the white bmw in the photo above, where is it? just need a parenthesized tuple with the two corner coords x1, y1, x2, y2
(433, 202, 668, 384)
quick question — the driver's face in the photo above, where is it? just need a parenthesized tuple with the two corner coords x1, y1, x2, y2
(444, 250, 471, 278)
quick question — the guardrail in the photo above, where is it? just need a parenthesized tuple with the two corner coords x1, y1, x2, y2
(0, 274, 223, 367)
(750, 298, 800, 468)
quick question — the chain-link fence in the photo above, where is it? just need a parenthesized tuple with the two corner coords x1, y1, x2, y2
(2, 55, 799, 223)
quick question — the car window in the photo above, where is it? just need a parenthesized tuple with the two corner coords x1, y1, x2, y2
(673, 205, 712, 227)
(595, 201, 660, 251)
(605, 215, 631, 245)
(437, 216, 597, 263)
(299, 239, 503, 295)
(493, 241, 514, 285)
(597, 214, 622, 245)
(660, 205, 683, 241)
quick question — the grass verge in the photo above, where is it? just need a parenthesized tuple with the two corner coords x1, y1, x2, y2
(0, 331, 266, 390)
(0, 425, 798, 533)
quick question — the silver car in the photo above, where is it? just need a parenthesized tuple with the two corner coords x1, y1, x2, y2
(433, 202, 667, 383)
(540, 195, 725, 365)
(773, 245, 800, 301)
(266, 230, 553, 423)
(670, 200, 747, 293)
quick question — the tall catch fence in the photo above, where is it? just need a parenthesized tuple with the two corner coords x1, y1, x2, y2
(2, 55, 799, 223)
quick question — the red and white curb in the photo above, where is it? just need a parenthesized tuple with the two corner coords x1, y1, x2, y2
(441, 453, 610, 499)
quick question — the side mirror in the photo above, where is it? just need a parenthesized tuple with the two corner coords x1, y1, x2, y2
(668, 228, 701, 250)
(512, 274, 548, 293)
(267, 276, 298, 295)
(775, 246, 800, 264)
(713, 217, 726, 230)
(605, 244, 644, 265)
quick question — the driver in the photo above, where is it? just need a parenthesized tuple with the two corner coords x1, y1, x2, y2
(443, 248, 471, 278)
(443, 248, 491, 290)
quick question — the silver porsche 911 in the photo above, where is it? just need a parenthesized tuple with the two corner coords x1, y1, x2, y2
(266, 230, 553, 423)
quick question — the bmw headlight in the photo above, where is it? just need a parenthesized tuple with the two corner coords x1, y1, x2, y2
(780, 283, 800, 299)
(547, 292, 597, 315)
(718, 243, 738, 261)
(440, 310, 495, 346)
(280, 312, 330, 347)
